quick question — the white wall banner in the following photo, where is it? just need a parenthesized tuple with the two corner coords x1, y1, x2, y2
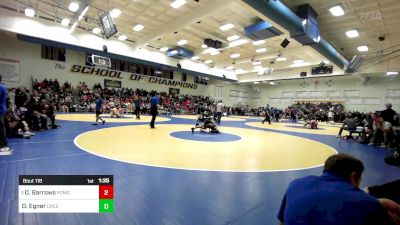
(0, 58, 20, 82)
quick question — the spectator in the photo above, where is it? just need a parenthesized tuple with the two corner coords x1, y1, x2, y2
(216, 100, 224, 123)
(366, 180, 400, 224)
(369, 112, 384, 146)
(359, 113, 374, 144)
(382, 103, 397, 125)
(337, 113, 357, 139)
(0, 75, 12, 154)
(379, 104, 397, 148)
(366, 180, 400, 205)
(5, 110, 35, 138)
(278, 153, 396, 225)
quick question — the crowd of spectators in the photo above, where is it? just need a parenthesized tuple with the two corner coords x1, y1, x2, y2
(285, 101, 345, 122)
(264, 101, 400, 167)
(6, 80, 400, 155)
(5, 79, 69, 139)
(78, 83, 217, 115)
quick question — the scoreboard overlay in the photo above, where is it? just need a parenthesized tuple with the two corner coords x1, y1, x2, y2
(19, 175, 114, 213)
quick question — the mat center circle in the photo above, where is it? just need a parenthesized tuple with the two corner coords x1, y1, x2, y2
(169, 131, 241, 142)
(74, 124, 337, 171)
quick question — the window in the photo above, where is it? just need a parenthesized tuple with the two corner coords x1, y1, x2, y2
(41, 45, 66, 62)
(136, 65, 141, 74)
(161, 71, 173, 79)
(193, 76, 208, 85)
(150, 68, 155, 76)
(181, 73, 187, 82)
(85, 53, 92, 66)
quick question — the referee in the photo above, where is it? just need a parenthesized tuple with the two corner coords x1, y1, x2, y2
(93, 93, 105, 125)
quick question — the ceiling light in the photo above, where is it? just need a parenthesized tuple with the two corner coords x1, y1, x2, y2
(386, 72, 398, 76)
(171, 0, 186, 9)
(235, 69, 247, 74)
(24, 8, 35, 17)
(204, 60, 213, 64)
(252, 61, 261, 66)
(253, 40, 265, 45)
(227, 35, 240, 41)
(177, 39, 188, 45)
(290, 62, 310, 68)
(110, 9, 121, 18)
(346, 30, 359, 38)
(276, 57, 287, 61)
(61, 18, 70, 26)
(269, 82, 275, 85)
(254, 66, 263, 71)
(230, 53, 240, 58)
(329, 5, 344, 16)
(191, 56, 199, 60)
(226, 66, 234, 70)
(256, 48, 267, 53)
(201, 44, 207, 48)
(160, 47, 169, 52)
(118, 35, 127, 40)
(92, 27, 101, 34)
(204, 48, 221, 56)
(293, 59, 303, 64)
(220, 23, 234, 31)
(132, 24, 144, 31)
(210, 50, 220, 56)
(202, 48, 217, 54)
(228, 39, 248, 48)
(68, 2, 79, 12)
(254, 81, 260, 84)
(357, 45, 368, 52)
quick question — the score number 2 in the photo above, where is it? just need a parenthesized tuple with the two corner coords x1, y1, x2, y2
(99, 185, 114, 199)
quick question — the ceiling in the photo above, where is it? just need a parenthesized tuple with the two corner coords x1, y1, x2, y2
(1, 0, 399, 81)
(282, 0, 400, 61)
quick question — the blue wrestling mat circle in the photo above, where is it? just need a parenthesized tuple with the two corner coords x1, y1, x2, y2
(169, 131, 242, 142)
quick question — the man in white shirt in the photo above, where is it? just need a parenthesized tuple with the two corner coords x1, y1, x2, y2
(216, 101, 224, 124)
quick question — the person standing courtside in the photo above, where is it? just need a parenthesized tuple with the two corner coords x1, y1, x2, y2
(150, 92, 160, 128)
(134, 94, 141, 120)
(0, 75, 12, 155)
(93, 93, 105, 125)
(216, 100, 224, 124)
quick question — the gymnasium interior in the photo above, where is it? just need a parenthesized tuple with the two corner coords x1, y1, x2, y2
(0, 0, 400, 224)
